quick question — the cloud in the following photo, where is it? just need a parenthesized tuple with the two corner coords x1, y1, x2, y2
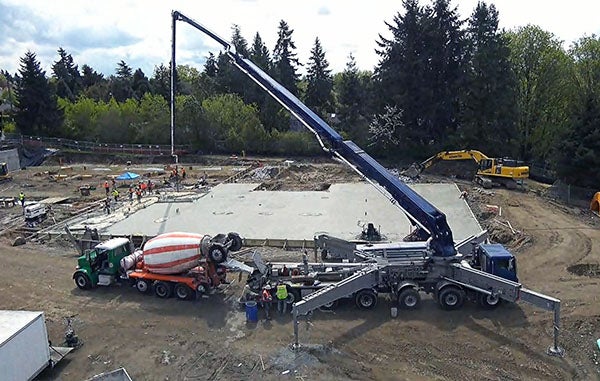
(60, 27, 141, 51)
(318, 6, 331, 16)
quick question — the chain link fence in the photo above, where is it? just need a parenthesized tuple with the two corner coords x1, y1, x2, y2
(2, 133, 192, 156)
(548, 180, 596, 208)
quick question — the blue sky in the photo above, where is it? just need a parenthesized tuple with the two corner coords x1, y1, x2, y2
(1, 0, 599, 78)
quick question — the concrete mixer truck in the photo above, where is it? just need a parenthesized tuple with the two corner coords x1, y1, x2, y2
(72, 231, 243, 300)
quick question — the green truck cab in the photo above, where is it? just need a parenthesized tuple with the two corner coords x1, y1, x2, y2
(73, 238, 132, 289)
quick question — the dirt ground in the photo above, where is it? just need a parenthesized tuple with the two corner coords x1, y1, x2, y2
(1, 156, 600, 380)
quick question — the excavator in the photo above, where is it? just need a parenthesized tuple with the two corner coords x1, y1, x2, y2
(413, 150, 529, 189)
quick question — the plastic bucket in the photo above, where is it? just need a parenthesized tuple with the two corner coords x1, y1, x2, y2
(245, 301, 258, 322)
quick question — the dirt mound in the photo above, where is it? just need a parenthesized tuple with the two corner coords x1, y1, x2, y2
(567, 263, 600, 277)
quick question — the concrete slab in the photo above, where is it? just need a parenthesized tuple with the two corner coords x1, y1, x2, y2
(104, 183, 481, 242)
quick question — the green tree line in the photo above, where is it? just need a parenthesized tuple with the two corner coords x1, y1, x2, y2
(1, 0, 600, 187)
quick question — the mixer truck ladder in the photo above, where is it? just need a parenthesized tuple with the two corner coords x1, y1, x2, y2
(292, 265, 380, 346)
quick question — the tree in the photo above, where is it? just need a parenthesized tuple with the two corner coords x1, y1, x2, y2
(81, 64, 104, 88)
(132, 68, 151, 100)
(150, 64, 170, 100)
(273, 20, 300, 95)
(15, 51, 64, 136)
(507, 25, 573, 162)
(304, 37, 333, 117)
(335, 54, 373, 143)
(202, 93, 268, 153)
(460, 2, 518, 157)
(556, 35, 600, 186)
(52, 47, 82, 101)
(375, 0, 466, 155)
(110, 60, 134, 101)
(249, 32, 281, 132)
(555, 94, 600, 187)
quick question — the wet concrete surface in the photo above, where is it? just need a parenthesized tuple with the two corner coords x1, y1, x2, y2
(104, 183, 481, 242)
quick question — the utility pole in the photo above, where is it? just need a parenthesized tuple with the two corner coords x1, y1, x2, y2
(170, 11, 178, 166)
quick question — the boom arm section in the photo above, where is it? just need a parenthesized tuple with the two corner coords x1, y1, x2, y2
(420, 150, 489, 170)
(172, 11, 456, 257)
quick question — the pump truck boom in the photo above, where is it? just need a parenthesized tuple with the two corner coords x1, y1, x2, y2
(172, 11, 563, 356)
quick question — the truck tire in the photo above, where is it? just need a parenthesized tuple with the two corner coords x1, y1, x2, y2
(175, 283, 193, 300)
(398, 288, 420, 310)
(478, 293, 501, 309)
(74, 273, 91, 290)
(154, 281, 173, 298)
(438, 287, 465, 310)
(136, 279, 150, 294)
(227, 232, 243, 252)
(208, 244, 228, 263)
(286, 287, 301, 305)
(355, 289, 378, 310)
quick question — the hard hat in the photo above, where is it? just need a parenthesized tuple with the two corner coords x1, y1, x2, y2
(264, 284, 272, 290)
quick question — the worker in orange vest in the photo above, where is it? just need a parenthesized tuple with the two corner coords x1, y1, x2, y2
(103, 181, 110, 195)
(261, 284, 273, 320)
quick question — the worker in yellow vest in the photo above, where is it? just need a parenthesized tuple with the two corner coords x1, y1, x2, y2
(276, 282, 289, 314)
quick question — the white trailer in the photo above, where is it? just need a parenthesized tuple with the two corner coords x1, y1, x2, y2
(0, 310, 72, 381)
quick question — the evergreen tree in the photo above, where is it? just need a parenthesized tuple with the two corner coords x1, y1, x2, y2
(273, 20, 300, 95)
(132, 68, 151, 100)
(15, 51, 64, 136)
(111, 60, 134, 101)
(52, 47, 82, 101)
(374, 0, 432, 153)
(375, 0, 466, 155)
(556, 94, 600, 187)
(203, 53, 218, 77)
(336, 54, 372, 143)
(249, 32, 280, 132)
(250, 32, 271, 71)
(304, 37, 333, 117)
(460, 2, 518, 157)
(150, 64, 170, 100)
(80, 64, 106, 101)
(215, 25, 253, 100)
(424, 0, 466, 147)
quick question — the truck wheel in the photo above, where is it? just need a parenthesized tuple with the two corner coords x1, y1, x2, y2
(154, 281, 173, 298)
(175, 283, 193, 300)
(438, 287, 465, 310)
(355, 289, 378, 310)
(478, 293, 501, 309)
(136, 279, 150, 294)
(74, 273, 91, 290)
(227, 232, 243, 252)
(398, 288, 420, 310)
(286, 287, 300, 305)
(208, 244, 228, 263)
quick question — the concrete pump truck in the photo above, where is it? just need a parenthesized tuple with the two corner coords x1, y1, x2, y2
(171, 11, 563, 356)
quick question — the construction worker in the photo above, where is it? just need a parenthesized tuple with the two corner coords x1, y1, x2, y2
(112, 188, 119, 202)
(104, 197, 111, 215)
(136, 188, 142, 203)
(276, 282, 289, 314)
(181, 168, 186, 179)
(103, 181, 110, 195)
(261, 284, 273, 320)
(18, 191, 25, 207)
(128, 186, 134, 201)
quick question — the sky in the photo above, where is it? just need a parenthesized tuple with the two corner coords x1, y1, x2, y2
(1, 0, 599, 78)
